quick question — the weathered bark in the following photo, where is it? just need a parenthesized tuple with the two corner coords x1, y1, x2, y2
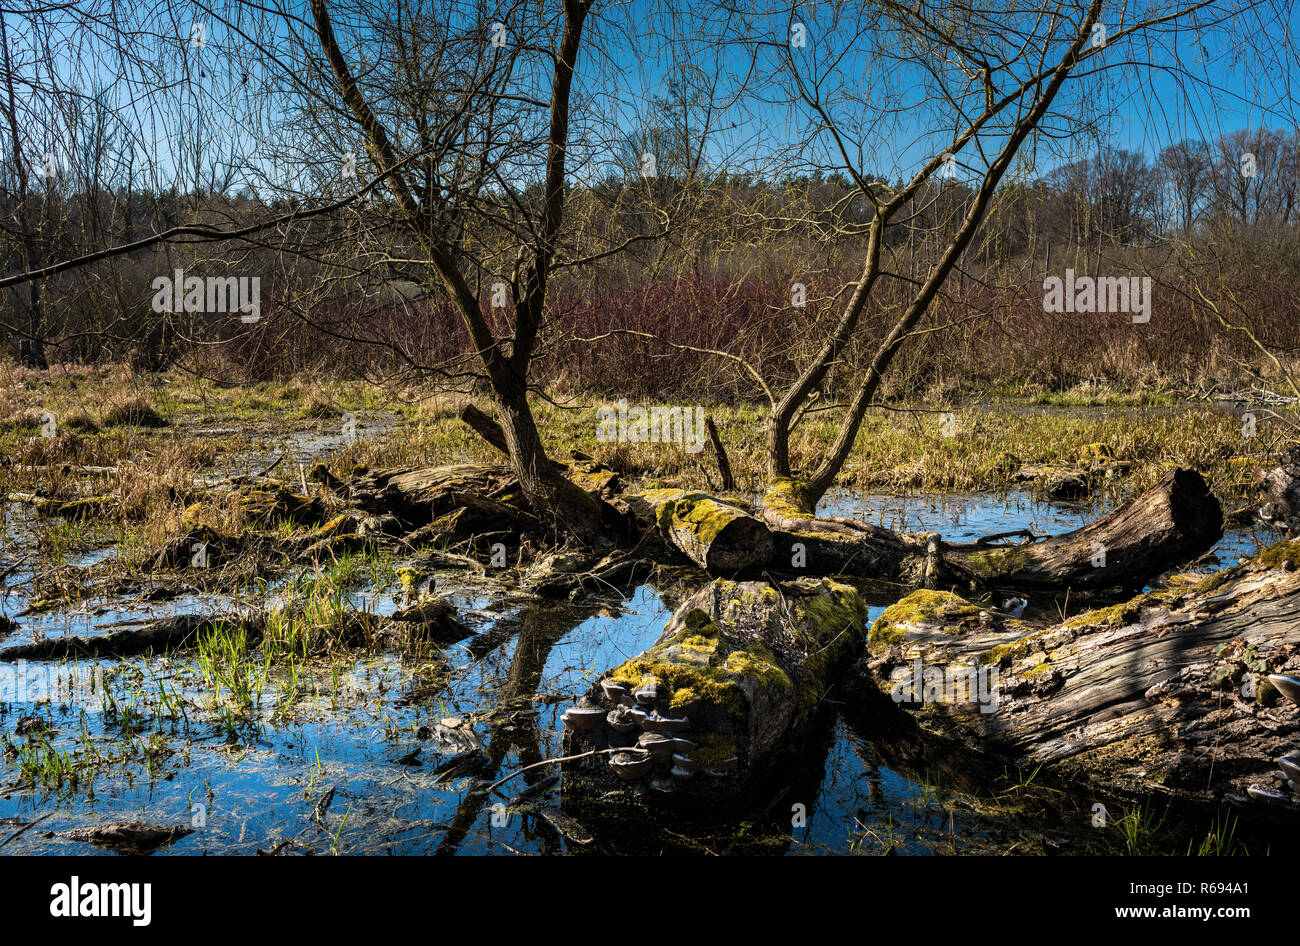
(560, 577, 867, 806)
(1255, 445, 1300, 534)
(491, 383, 613, 546)
(848, 542, 1300, 810)
(459, 403, 564, 474)
(748, 467, 1222, 592)
(345, 456, 1218, 600)
(347, 462, 627, 549)
(757, 468, 1221, 592)
(349, 463, 531, 527)
(620, 489, 774, 574)
(458, 401, 624, 544)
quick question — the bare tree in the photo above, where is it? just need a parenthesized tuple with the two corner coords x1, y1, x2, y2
(691, 0, 1274, 520)
(1159, 139, 1212, 234)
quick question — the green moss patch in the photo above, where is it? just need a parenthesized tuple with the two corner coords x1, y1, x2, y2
(868, 589, 980, 654)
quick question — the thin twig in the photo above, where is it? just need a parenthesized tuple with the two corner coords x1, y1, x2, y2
(0, 811, 52, 849)
(482, 748, 623, 795)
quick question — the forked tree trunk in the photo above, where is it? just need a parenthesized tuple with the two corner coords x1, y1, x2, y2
(764, 0, 1105, 504)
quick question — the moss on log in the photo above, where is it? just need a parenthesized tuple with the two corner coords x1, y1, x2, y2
(621, 489, 775, 574)
(561, 577, 867, 806)
(850, 542, 1300, 810)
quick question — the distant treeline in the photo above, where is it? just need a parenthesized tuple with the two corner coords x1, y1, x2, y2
(2, 126, 1297, 400)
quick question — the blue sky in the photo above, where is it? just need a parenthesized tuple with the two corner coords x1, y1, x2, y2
(4, 0, 1298, 193)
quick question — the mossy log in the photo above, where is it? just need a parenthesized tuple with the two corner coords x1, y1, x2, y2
(758, 468, 1221, 592)
(620, 489, 775, 574)
(560, 577, 867, 807)
(849, 542, 1300, 810)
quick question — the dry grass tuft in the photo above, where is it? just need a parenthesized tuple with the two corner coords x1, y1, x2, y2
(102, 395, 167, 428)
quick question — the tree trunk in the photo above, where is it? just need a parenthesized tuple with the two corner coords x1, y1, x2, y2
(754, 468, 1221, 591)
(849, 542, 1300, 810)
(492, 380, 612, 546)
(560, 577, 867, 807)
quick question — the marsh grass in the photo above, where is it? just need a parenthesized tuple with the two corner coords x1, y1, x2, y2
(101, 394, 167, 428)
(0, 364, 1278, 516)
(192, 551, 396, 723)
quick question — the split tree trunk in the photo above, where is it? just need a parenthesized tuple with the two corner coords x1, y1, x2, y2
(850, 544, 1300, 810)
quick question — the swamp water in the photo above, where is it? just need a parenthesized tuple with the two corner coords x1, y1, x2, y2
(0, 489, 1278, 855)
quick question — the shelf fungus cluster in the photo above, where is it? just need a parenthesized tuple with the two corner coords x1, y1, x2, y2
(1247, 674, 1300, 808)
(561, 577, 868, 805)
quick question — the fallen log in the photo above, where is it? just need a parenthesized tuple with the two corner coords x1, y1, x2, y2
(847, 540, 1300, 810)
(0, 611, 264, 661)
(349, 463, 534, 529)
(447, 400, 1219, 589)
(347, 454, 1218, 598)
(349, 461, 622, 536)
(756, 468, 1221, 592)
(944, 467, 1222, 591)
(620, 489, 774, 574)
(560, 577, 867, 807)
